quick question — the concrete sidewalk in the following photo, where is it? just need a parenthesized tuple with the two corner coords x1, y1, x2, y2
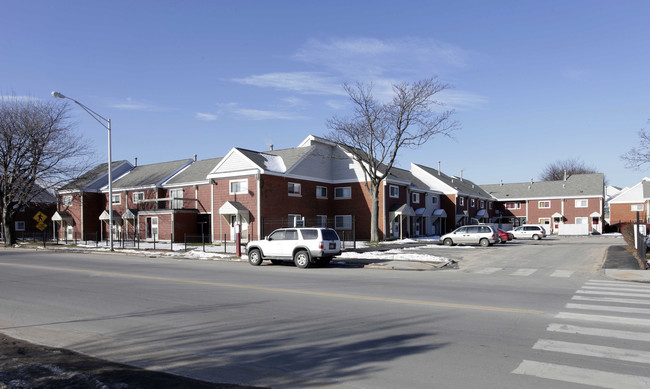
(601, 244, 650, 282)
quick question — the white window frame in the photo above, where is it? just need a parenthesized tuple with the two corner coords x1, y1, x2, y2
(539, 217, 551, 225)
(505, 202, 520, 209)
(15, 221, 25, 231)
(575, 199, 588, 208)
(389, 185, 399, 198)
(288, 214, 303, 227)
(459, 197, 465, 206)
(538, 201, 551, 209)
(316, 186, 327, 199)
(631, 204, 644, 211)
(432, 196, 438, 204)
(575, 217, 588, 225)
(170, 189, 183, 209)
(229, 179, 248, 195)
(133, 192, 145, 203)
(288, 182, 301, 196)
(62, 195, 73, 206)
(316, 215, 327, 228)
(480, 200, 485, 209)
(335, 186, 351, 199)
(471, 198, 476, 207)
(112, 193, 121, 205)
(147, 216, 159, 239)
(412, 193, 420, 203)
(335, 215, 352, 230)
(489, 201, 493, 209)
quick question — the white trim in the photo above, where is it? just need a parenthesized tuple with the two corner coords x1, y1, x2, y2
(229, 179, 248, 195)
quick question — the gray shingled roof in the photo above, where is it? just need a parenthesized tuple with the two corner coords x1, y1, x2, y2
(111, 159, 193, 190)
(414, 163, 494, 199)
(59, 160, 131, 191)
(387, 167, 431, 191)
(164, 157, 223, 186)
(235, 146, 313, 172)
(481, 173, 605, 200)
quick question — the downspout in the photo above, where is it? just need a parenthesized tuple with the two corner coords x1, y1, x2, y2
(80, 191, 84, 240)
(256, 172, 261, 240)
(210, 179, 215, 243)
(382, 181, 386, 240)
(526, 200, 529, 223)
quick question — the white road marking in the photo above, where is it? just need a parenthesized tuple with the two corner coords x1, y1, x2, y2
(586, 280, 650, 289)
(473, 267, 502, 274)
(512, 360, 650, 388)
(576, 289, 650, 298)
(566, 303, 650, 315)
(547, 323, 650, 342)
(582, 285, 650, 293)
(550, 270, 574, 278)
(556, 312, 650, 327)
(510, 268, 537, 276)
(533, 339, 650, 363)
(572, 295, 650, 305)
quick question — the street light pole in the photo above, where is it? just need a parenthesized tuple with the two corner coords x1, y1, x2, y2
(51, 91, 114, 251)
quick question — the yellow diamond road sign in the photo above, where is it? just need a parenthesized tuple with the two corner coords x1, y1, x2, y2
(36, 221, 47, 231)
(33, 211, 47, 223)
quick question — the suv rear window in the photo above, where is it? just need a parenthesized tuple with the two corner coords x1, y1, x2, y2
(301, 229, 318, 240)
(321, 229, 339, 241)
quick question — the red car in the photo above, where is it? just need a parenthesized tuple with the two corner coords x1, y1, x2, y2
(497, 229, 513, 243)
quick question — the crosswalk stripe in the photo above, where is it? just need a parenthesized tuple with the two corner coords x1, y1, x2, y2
(572, 295, 650, 305)
(566, 303, 650, 315)
(576, 289, 650, 298)
(512, 360, 650, 388)
(550, 270, 574, 278)
(586, 280, 650, 289)
(547, 323, 650, 342)
(473, 267, 502, 274)
(582, 285, 650, 293)
(556, 312, 650, 326)
(510, 268, 537, 276)
(533, 339, 650, 363)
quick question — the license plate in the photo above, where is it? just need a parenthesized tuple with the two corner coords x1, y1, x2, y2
(329, 243, 336, 249)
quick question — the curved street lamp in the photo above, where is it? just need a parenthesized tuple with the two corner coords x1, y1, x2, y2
(51, 91, 114, 251)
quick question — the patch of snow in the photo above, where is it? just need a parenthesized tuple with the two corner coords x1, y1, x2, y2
(262, 154, 286, 172)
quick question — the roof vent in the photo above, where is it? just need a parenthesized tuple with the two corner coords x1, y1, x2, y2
(194, 154, 197, 162)
(134, 157, 138, 167)
(270, 144, 274, 151)
(438, 161, 441, 176)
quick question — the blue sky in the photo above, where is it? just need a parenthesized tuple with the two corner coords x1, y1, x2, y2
(3, 0, 649, 188)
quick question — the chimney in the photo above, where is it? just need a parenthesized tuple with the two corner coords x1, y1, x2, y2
(270, 144, 274, 151)
(563, 169, 567, 181)
(438, 161, 441, 176)
(530, 178, 534, 185)
(134, 157, 138, 167)
(500, 179, 503, 186)
(460, 170, 463, 181)
(194, 154, 197, 162)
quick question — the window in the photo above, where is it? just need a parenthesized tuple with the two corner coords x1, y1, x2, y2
(146, 217, 158, 239)
(538, 201, 551, 209)
(505, 202, 520, 209)
(432, 197, 438, 204)
(268, 230, 285, 240)
(489, 202, 493, 209)
(575, 199, 588, 208)
(389, 185, 399, 198)
(335, 215, 352, 230)
(284, 229, 299, 240)
(111, 193, 121, 205)
(170, 189, 183, 209)
(62, 195, 73, 206)
(288, 182, 301, 196)
(539, 218, 551, 225)
(335, 187, 351, 199)
(316, 215, 327, 227)
(15, 221, 25, 231)
(471, 199, 476, 207)
(316, 186, 327, 199)
(459, 197, 465, 206)
(301, 229, 318, 240)
(288, 214, 303, 227)
(229, 179, 248, 194)
(631, 204, 644, 211)
(575, 217, 588, 225)
(412, 193, 420, 203)
(133, 192, 145, 203)
(480, 200, 485, 209)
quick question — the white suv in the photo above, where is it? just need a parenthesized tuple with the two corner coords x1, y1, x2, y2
(509, 225, 547, 240)
(246, 228, 342, 268)
(440, 225, 499, 247)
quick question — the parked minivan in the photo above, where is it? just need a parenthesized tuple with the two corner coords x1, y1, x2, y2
(440, 225, 499, 247)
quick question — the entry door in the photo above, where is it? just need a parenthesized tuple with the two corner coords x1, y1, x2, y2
(230, 215, 237, 239)
(393, 221, 400, 238)
(66, 225, 74, 240)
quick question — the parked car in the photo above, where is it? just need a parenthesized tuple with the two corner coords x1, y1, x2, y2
(441, 225, 499, 247)
(246, 227, 342, 268)
(508, 225, 547, 240)
(497, 228, 513, 243)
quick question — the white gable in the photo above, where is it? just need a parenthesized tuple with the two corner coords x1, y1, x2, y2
(209, 149, 259, 176)
(410, 163, 457, 194)
(608, 179, 647, 204)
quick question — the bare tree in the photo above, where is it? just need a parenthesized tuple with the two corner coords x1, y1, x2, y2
(621, 120, 650, 169)
(0, 95, 93, 246)
(326, 78, 459, 241)
(539, 157, 598, 181)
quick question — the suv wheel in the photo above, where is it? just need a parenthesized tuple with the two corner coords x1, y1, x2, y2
(294, 250, 311, 269)
(532, 234, 541, 240)
(480, 238, 489, 247)
(443, 238, 453, 246)
(248, 249, 263, 266)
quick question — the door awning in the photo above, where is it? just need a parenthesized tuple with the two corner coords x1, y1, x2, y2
(389, 203, 415, 217)
(590, 212, 602, 218)
(475, 209, 488, 218)
(52, 211, 73, 222)
(431, 208, 447, 221)
(99, 210, 122, 222)
(219, 201, 250, 218)
(455, 210, 468, 222)
(552, 212, 563, 219)
(123, 209, 138, 220)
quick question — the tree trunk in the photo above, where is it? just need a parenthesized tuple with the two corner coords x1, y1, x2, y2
(2, 205, 16, 246)
(369, 183, 380, 242)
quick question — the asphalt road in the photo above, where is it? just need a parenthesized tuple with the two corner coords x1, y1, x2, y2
(1, 236, 648, 388)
